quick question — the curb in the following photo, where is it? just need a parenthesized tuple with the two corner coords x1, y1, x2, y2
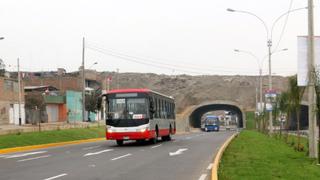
(0, 137, 105, 154)
(212, 133, 239, 180)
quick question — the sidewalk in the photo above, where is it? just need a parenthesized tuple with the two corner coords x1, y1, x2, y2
(0, 121, 105, 136)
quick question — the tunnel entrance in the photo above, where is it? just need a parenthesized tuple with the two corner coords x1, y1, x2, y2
(189, 103, 244, 128)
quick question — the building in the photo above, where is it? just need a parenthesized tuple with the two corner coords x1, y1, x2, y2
(22, 68, 102, 122)
(0, 77, 25, 125)
(24, 85, 67, 124)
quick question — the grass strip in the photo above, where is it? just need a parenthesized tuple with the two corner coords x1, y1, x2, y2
(219, 130, 320, 180)
(0, 127, 105, 149)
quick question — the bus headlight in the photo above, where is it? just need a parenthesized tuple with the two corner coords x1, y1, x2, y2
(107, 126, 113, 133)
(140, 128, 148, 133)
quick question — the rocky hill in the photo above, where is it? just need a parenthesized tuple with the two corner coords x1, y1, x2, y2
(105, 72, 289, 113)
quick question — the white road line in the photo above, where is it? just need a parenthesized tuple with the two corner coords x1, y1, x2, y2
(82, 145, 101, 150)
(169, 148, 188, 156)
(84, 149, 113, 157)
(207, 163, 213, 170)
(198, 174, 207, 180)
(44, 173, 67, 180)
(151, 144, 162, 149)
(185, 137, 192, 140)
(111, 153, 132, 161)
(17, 155, 51, 162)
(5, 151, 47, 159)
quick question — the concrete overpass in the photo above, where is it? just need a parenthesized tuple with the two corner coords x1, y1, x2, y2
(176, 100, 246, 132)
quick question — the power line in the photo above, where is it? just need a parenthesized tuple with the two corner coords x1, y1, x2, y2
(273, 0, 294, 52)
(86, 42, 264, 74)
(86, 41, 261, 73)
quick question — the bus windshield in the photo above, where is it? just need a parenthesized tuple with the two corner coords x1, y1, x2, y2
(108, 98, 149, 120)
(205, 118, 218, 125)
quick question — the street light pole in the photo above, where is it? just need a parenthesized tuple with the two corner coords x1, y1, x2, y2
(227, 7, 305, 135)
(268, 40, 273, 134)
(307, 0, 318, 159)
(82, 37, 86, 122)
(17, 58, 22, 126)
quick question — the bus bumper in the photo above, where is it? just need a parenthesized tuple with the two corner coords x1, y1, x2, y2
(106, 130, 155, 140)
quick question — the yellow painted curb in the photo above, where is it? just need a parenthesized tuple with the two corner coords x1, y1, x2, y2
(0, 137, 106, 154)
(212, 133, 239, 180)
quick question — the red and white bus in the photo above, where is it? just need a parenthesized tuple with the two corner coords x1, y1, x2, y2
(103, 89, 176, 146)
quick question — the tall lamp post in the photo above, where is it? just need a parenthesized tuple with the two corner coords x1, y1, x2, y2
(234, 48, 288, 118)
(82, 37, 86, 122)
(307, 0, 317, 159)
(234, 49, 263, 116)
(88, 62, 98, 69)
(227, 7, 306, 135)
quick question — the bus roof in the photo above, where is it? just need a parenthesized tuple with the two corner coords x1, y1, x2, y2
(104, 89, 174, 100)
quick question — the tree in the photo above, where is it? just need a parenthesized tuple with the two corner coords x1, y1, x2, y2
(287, 75, 305, 151)
(85, 93, 97, 121)
(0, 59, 6, 77)
(85, 89, 102, 122)
(278, 91, 291, 141)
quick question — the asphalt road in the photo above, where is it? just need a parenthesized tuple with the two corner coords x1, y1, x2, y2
(0, 130, 235, 180)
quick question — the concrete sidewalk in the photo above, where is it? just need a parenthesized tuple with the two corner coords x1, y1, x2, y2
(0, 121, 105, 135)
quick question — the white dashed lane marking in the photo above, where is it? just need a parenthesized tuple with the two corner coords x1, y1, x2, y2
(43, 173, 68, 180)
(17, 155, 51, 162)
(111, 154, 132, 161)
(82, 145, 101, 150)
(151, 144, 162, 149)
(84, 149, 114, 157)
(198, 174, 207, 180)
(5, 151, 47, 159)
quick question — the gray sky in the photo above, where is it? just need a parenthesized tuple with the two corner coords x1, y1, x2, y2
(0, 0, 318, 76)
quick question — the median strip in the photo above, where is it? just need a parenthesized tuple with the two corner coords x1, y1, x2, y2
(211, 133, 238, 180)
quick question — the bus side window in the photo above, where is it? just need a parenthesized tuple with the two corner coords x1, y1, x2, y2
(173, 103, 176, 119)
(164, 101, 167, 119)
(160, 99, 163, 119)
(155, 98, 158, 118)
(167, 102, 170, 119)
(157, 98, 160, 118)
(169, 102, 172, 119)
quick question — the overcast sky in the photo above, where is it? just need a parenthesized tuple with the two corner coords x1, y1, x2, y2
(0, 0, 318, 76)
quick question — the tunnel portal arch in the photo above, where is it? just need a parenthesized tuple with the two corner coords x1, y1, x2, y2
(188, 101, 245, 128)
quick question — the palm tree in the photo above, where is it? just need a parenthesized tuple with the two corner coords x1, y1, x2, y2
(287, 75, 305, 151)
(278, 91, 292, 141)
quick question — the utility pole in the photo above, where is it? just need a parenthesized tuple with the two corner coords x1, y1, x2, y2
(307, 0, 318, 158)
(259, 68, 263, 114)
(17, 58, 22, 126)
(267, 39, 273, 135)
(82, 37, 86, 122)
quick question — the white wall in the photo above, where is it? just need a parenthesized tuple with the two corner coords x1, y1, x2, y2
(9, 104, 26, 125)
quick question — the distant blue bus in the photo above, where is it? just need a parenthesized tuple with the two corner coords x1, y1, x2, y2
(202, 115, 219, 132)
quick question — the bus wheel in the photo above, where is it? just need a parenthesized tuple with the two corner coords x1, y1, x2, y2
(162, 127, 172, 141)
(116, 140, 124, 146)
(150, 130, 158, 144)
